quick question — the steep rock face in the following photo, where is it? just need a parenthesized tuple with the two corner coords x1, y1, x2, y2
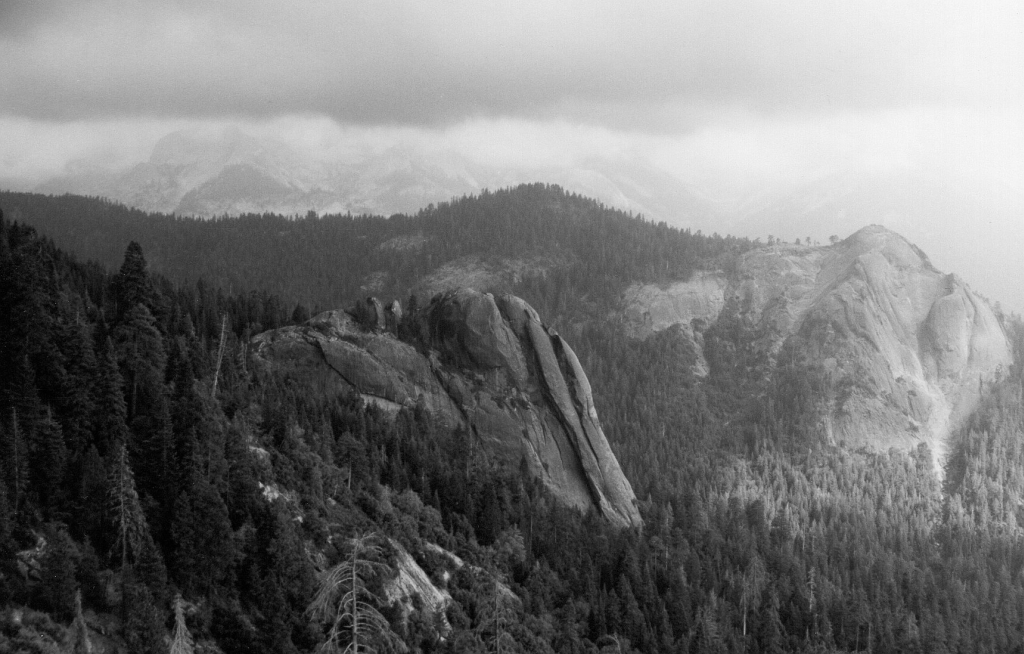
(251, 289, 641, 528)
(625, 225, 1011, 468)
(412, 253, 570, 299)
(622, 272, 728, 376)
(623, 272, 728, 340)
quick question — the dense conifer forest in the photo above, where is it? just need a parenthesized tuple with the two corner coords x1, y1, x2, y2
(0, 185, 746, 312)
(3, 186, 1024, 653)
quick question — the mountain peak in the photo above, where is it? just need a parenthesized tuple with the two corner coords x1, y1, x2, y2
(845, 223, 901, 241)
(626, 224, 1011, 470)
(839, 223, 938, 274)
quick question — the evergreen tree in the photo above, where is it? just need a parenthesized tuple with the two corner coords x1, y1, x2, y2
(136, 531, 169, 603)
(171, 478, 234, 597)
(292, 303, 311, 324)
(170, 594, 196, 654)
(92, 340, 129, 456)
(64, 590, 94, 654)
(0, 481, 11, 553)
(106, 440, 147, 570)
(0, 408, 29, 519)
(37, 523, 79, 621)
(112, 303, 166, 423)
(114, 241, 154, 319)
(740, 554, 767, 637)
(74, 445, 108, 547)
(122, 576, 166, 654)
(31, 410, 67, 514)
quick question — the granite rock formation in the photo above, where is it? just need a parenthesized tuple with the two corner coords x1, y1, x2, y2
(624, 225, 1012, 469)
(251, 289, 641, 528)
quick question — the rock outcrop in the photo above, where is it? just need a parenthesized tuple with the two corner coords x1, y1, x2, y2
(385, 540, 452, 635)
(251, 289, 641, 528)
(624, 225, 1012, 469)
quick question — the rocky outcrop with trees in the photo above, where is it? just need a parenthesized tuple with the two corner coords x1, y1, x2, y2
(252, 289, 642, 529)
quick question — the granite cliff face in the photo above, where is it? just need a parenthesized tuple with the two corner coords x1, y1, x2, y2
(251, 289, 641, 528)
(625, 225, 1012, 469)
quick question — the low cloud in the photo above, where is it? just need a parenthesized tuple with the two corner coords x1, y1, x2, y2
(1, 1, 1021, 311)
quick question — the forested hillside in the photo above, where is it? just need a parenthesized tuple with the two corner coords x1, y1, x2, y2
(0, 185, 747, 313)
(3, 190, 1024, 653)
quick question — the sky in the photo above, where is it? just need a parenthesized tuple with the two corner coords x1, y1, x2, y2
(1, 0, 1022, 308)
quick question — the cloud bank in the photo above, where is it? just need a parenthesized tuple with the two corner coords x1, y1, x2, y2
(1, 1, 1021, 310)
(2, 1, 1021, 128)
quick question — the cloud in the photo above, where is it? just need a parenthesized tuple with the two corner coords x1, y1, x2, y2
(2, 1, 1022, 129)
(1, 1, 1020, 312)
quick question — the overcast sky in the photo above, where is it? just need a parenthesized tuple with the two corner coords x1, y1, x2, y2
(1, 0, 1022, 306)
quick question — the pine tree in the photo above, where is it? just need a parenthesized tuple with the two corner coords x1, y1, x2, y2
(169, 594, 195, 654)
(0, 480, 11, 553)
(291, 303, 311, 325)
(1, 408, 29, 519)
(740, 554, 767, 637)
(171, 478, 234, 597)
(136, 531, 169, 603)
(38, 523, 79, 621)
(114, 241, 154, 319)
(113, 303, 166, 423)
(122, 576, 166, 654)
(32, 409, 67, 513)
(74, 445, 108, 547)
(92, 340, 129, 456)
(307, 532, 401, 653)
(64, 590, 94, 654)
(107, 439, 147, 570)
(693, 593, 725, 654)
(56, 318, 98, 451)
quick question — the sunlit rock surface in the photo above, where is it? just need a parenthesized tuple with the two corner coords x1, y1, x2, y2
(625, 225, 1012, 469)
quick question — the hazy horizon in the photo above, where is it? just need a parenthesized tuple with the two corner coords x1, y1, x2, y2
(1, 1, 1021, 311)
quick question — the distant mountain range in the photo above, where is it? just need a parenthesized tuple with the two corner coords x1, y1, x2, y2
(26, 127, 1024, 313)
(33, 126, 718, 222)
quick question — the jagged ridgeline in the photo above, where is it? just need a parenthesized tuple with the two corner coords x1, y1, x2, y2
(4, 186, 1024, 654)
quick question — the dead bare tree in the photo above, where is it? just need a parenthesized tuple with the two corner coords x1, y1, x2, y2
(307, 532, 401, 654)
(211, 314, 228, 397)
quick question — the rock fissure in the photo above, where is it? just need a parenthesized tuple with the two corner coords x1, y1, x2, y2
(521, 318, 608, 516)
(552, 335, 604, 473)
(313, 338, 362, 392)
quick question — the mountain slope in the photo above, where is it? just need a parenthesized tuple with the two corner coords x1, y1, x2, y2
(253, 289, 642, 528)
(721, 169, 1024, 314)
(6, 189, 1024, 654)
(624, 225, 1012, 468)
(0, 185, 748, 312)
